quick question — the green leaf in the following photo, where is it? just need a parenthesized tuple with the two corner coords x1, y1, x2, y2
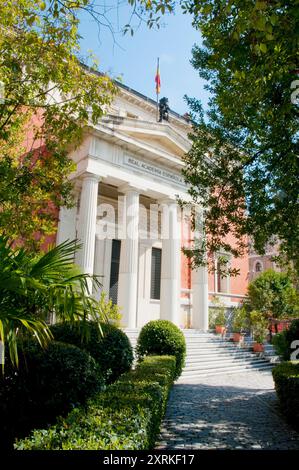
(270, 14, 278, 26)
(259, 43, 267, 53)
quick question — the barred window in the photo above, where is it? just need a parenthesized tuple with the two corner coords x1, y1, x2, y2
(109, 239, 121, 305)
(255, 262, 262, 272)
(151, 247, 162, 300)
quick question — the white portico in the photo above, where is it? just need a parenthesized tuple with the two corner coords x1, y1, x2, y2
(56, 84, 209, 329)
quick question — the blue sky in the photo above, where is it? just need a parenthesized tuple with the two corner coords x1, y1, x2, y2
(78, 5, 209, 115)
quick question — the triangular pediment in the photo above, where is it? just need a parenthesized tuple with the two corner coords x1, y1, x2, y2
(98, 116, 191, 159)
(124, 130, 188, 157)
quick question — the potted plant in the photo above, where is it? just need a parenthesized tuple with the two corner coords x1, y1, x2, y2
(232, 306, 249, 343)
(250, 310, 268, 353)
(253, 330, 266, 352)
(209, 296, 227, 334)
(214, 310, 226, 334)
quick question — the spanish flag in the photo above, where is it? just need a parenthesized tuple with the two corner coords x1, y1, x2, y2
(155, 58, 161, 95)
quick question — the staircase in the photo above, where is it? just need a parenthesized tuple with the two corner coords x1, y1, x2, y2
(125, 329, 139, 351)
(180, 330, 275, 380)
(124, 329, 276, 380)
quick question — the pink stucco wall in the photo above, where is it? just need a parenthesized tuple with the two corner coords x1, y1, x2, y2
(182, 216, 249, 299)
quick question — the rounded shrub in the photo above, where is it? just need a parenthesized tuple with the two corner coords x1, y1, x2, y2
(0, 340, 102, 449)
(136, 320, 186, 380)
(50, 321, 133, 383)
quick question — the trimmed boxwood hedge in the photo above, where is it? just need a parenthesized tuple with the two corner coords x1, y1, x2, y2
(272, 361, 299, 426)
(15, 355, 176, 450)
(136, 320, 186, 380)
(50, 321, 133, 383)
(0, 340, 103, 449)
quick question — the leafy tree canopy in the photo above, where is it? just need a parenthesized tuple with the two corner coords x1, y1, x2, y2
(247, 269, 299, 319)
(0, 0, 175, 249)
(0, 1, 117, 248)
(181, 0, 299, 273)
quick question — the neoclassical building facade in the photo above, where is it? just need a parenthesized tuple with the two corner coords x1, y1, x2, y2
(56, 83, 248, 329)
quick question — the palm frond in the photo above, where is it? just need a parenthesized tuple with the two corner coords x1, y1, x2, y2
(0, 236, 103, 369)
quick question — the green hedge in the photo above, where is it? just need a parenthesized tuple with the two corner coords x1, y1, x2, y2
(15, 355, 176, 450)
(272, 361, 299, 425)
(272, 331, 290, 360)
(0, 340, 103, 449)
(136, 320, 186, 380)
(50, 321, 133, 383)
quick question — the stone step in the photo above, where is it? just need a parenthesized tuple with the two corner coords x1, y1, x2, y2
(124, 330, 275, 379)
(185, 342, 244, 347)
(181, 361, 273, 376)
(186, 350, 254, 360)
(185, 357, 262, 365)
(186, 345, 252, 352)
(185, 353, 264, 364)
(183, 334, 220, 338)
(179, 365, 274, 380)
(184, 354, 271, 367)
(185, 340, 241, 344)
(183, 359, 271, 372)
(182, 330, 215, 335)
(185, 346, 251, 352)
(186, 347, 253, 353)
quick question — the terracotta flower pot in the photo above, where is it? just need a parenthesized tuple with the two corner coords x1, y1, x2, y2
(253, 342, 264, 353)
(215, 325, 226, 335)
(233, 332, 244, 343)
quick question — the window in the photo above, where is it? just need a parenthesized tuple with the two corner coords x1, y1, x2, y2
(109, 240, 121, 304)
(151, 247, 162, 300)
(255, 261, 262, 273)
(217, 267, 228, 293)
(216, 256, 230, 293)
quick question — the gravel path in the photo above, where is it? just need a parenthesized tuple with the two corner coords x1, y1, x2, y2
(157, 371, 299, 450)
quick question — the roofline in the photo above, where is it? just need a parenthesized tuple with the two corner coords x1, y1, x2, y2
(81, 62, 190, 124)
(115, 80, 189, 123)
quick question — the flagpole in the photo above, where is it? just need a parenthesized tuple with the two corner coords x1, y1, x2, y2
(156, 57, 159, 122)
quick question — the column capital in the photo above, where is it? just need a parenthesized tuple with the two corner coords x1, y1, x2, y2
(119, 183, 145, 195)
(80, 172, 102, 184)
(158, 196, 178, 206)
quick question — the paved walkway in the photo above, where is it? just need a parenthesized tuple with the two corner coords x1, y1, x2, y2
(157, 371, 299, 449)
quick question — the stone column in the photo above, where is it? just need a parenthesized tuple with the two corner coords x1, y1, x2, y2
(191, 204, 209, 330)
(192, 266, 209, 330)
(118, 187, 140, 328)
(77, 173, 100, 292)
(93, 236, 113, 300)
(160, 199, 181, 326)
